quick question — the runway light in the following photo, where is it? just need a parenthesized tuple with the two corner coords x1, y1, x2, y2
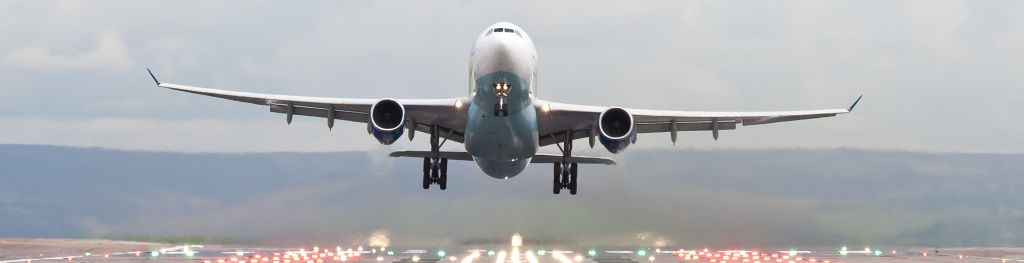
(413, 256, 421, 262)
(638, 250, 647, 256)
(85, 252, 92, 256)
(588, 250, 597, 257)
(151, 251, 160, 257)
(438, 250, 447, 258)
(238, 251, 246, 256)
(376, 257, 383, 262)
(489, 251, 497, 256)
(874, 250, 882, 256)
(575, 255, 584, 262)
(788, 251, 797, 257)
(450, 257, 458, 262)
(535, 251, 543, 256)
(388, 251, 395, 256)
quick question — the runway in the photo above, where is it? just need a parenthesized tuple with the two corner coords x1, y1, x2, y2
(2, 238, 1023, 263)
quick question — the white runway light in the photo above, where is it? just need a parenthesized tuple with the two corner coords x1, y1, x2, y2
(553, 252, 573, 263)
(496, 251, 508, 263)
(525, 251, 539, 263)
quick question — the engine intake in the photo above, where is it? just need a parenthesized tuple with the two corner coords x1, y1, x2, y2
(368, 99, 406, 145)
(597, 107, 636, 153)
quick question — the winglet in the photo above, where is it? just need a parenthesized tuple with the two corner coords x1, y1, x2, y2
(146, 68, 160, 85)
(847, 95, 862, 112)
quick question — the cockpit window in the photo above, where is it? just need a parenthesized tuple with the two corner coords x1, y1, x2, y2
(489, 28, 522, 37)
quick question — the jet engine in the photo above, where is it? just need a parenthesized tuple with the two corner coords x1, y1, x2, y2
(597, 107, 637, 153)
(367, 99, 406, 145)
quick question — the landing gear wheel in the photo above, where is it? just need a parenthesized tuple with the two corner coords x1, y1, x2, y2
(422, 157, 431, 189)
(430, 161, 439, 180)
(439, 158, 448, 190)
(553, 163, 561, 194)
(569, 162, 578, 195)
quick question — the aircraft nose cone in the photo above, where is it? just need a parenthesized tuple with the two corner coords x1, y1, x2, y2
(492, 36, 515, 60)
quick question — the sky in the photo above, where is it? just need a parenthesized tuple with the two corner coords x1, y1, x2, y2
(1, 1, 1023, 154)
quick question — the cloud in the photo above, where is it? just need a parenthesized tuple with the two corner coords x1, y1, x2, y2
(3, 31, 133, 70)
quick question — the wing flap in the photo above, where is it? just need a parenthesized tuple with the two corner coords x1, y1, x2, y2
(268, 104, 367, 123)
(635, 120, 738, 133)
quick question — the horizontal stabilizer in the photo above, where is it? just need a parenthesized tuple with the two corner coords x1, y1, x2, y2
(389, 151, 615, 165)
(389, 151, 473, 161)
(531, 154, 616, 165)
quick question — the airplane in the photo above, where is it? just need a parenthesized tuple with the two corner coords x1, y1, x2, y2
(147, 21, 860, 195)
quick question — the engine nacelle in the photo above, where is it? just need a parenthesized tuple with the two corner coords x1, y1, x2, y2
(367, 98, 406, 145)
(597, 107, 637, 153)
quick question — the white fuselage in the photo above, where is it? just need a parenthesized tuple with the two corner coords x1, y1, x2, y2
(463, 22, 541, 179)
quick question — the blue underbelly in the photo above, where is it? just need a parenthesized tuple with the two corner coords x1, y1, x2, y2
(464, 102, 539, 179)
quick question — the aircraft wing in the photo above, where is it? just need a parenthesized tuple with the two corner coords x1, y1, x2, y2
(148, 69, 468, 142)
(534, 95, 860, 147)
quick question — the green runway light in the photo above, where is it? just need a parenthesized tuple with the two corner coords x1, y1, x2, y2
(789, 250, 797, 257)
(387, 251, 395, 256)
(588, 250, 597, 257)
(534, 250, 542, 256)
(84, 253, 91, 256)
(437, 250, 446, 258)
(186, 251, 196, 257)
(839, 250, 848, 256)
(150, 251, 159, 257)
(874, 250, 882, 256)
(637, 250, 647, 256)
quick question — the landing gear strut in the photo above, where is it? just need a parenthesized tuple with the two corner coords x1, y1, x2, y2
(421, 125, 449, 190)
(493, 81, 510, 117)
(552, 132, 579, 195)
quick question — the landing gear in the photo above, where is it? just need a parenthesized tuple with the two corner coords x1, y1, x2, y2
(422, 156, 449, 190)
(493, 81, 510, 117)
(553, 162, 578, 195)
(421, 125, 449, 190)
(552, 132, 579, 195)
(493, 100, 508, 117)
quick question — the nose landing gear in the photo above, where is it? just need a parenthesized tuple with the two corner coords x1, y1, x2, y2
(493, 81, 510, 117)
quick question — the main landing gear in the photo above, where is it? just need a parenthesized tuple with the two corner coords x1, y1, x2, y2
(422, 126, 448, 190)
(552, 132, 579, 195)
